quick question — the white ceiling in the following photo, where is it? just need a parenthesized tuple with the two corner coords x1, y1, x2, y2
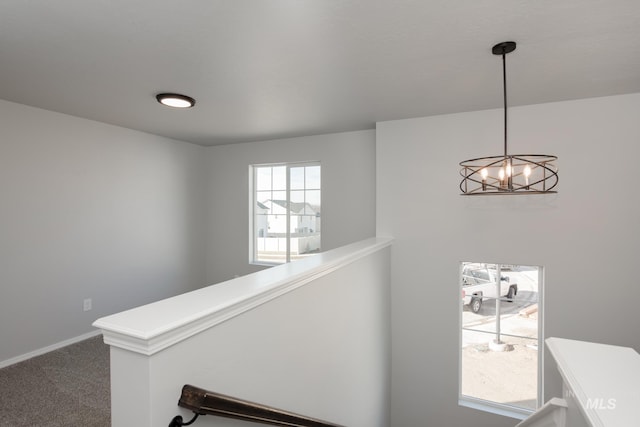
(2, 0, 639, 146)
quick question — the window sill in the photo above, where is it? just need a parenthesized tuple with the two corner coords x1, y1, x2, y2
(459, 397, 532, 421)
(250, 261, 281, 267)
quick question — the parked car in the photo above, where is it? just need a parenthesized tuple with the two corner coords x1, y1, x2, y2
(461, 263, 518, 313)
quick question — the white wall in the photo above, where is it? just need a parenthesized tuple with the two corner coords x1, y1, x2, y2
(106, 240, 391, 427)
(0, 100, 207, 364)
(376, 93, 640, 427)
(204, 130, 376, 283)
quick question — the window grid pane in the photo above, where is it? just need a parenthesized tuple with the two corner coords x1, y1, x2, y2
(272, 166, 287, 190)
(289, 167, 305, 190)
(256, 167, 272, 191)
(305, 165, 321, 189)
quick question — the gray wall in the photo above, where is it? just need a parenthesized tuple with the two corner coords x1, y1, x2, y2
(204, 130, 376, 284)
(0, 103, 377, 365)
(377, 93, 640, 427)
(0, 100, 207, 363)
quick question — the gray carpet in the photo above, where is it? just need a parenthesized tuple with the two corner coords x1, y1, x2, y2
(0, 335, 110, 427)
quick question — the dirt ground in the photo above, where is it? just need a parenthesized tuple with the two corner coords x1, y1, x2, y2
(461, 336, 538, 409)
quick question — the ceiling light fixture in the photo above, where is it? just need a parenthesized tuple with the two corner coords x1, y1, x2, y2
(156, 93, 196, 108)
(459, 42, 558, 195)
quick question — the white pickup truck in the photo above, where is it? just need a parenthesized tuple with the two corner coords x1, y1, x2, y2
(461, 263, 518, 313)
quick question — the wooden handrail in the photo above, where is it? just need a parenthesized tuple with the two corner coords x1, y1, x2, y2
(172, 384, 346, 427)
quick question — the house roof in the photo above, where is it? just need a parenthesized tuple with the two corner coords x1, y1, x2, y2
(269, 200, 318, 215)
(1, 1, 640, 146)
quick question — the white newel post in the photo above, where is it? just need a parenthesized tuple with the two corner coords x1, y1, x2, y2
(517, 338, 639, 427)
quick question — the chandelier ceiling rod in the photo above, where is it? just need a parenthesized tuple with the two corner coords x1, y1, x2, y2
(493, 41, 516, 158)
(501, 44, 508, 158)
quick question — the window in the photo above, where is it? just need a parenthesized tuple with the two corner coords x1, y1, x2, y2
(251, 162, 321, 264)
(459, 262, 543, 419)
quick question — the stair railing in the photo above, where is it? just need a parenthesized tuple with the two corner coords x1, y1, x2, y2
(169, 384, 346, 427)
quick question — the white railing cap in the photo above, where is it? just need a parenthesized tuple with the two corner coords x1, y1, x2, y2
(93, 237, 392, 355)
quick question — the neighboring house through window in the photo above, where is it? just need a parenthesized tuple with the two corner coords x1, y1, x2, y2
(251, 162, 321, 264)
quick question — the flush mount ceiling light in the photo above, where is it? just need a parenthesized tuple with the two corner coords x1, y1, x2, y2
(459, 42, 558, 195)
(156, 93, 196, 108)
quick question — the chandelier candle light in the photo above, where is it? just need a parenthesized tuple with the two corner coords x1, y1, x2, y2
(459, 42, 558, 195)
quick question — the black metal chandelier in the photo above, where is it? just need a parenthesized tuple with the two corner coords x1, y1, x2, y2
(459, 42, 558, 195)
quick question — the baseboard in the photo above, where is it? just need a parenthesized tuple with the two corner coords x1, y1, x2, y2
(0, 329, 103, 369)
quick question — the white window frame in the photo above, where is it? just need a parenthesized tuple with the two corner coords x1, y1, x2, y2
(458, 262, 544, 420)
(249, 161, 321, 265)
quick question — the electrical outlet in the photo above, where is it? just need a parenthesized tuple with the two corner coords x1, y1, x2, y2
(83, 298, 92, 311)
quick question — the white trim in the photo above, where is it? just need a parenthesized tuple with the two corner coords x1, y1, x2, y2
(0, 329, 102, 369)
(285, 165, 291, 262)
(459, 397, 531, 420)
(515, 397, 567, 427)
(538, 267, 545, 407)
(95, 237, 392, 356)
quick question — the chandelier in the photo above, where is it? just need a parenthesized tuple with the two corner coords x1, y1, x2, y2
(459, 42, 558, 195)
